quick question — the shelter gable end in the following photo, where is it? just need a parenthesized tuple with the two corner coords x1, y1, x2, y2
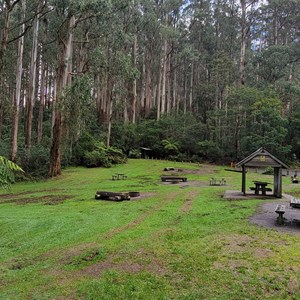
(245, 155, 279, 167)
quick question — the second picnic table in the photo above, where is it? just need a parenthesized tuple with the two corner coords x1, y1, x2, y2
(112, 173, 127, 180)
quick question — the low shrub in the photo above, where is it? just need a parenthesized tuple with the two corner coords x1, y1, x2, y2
(83, 150, 111, 168)
(83, 144, 126, 168)
(106, 147, 127, 165)
(128, 149, 141, 159)
(168, 153, 189, 162)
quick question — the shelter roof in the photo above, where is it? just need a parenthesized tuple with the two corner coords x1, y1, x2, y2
(236, 147, 288, 169)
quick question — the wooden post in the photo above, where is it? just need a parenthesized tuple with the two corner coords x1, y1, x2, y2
(242, 165, 246, 195)
(274, 167, 282, 198)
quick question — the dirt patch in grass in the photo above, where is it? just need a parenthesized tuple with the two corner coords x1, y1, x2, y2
(0, 194, 73, 205)
(252, 247, 274, 259)
(0, 189, 65, 200)
(151, 228, 176, 240)
(213, 259, 252, 276)
(44, 247, 168, 289)
(6, 257, 32, 270)
(161, 180, 208, 188)
(162, 165, 218, 175)
(218, 234, 255, 254)
(214, 234, 278, 273)
(184, 165, 219, 175)
(44, 242, 98, 266)
(81, 256, 144, 277)
(62, 244, 100, 265)
(180, 191, 199, 214)
(103, 191, 179, 239)
(81, 248, 168, 277)
(0, 191, 38, 199)
(180, 199, 193, 213)
(128, 192, 156, 200)
(287, 277, 300, 294)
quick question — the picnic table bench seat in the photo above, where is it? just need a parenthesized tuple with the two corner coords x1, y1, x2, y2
(290, 198, 300, 208)
(275, 204, 286, 224)
(249, 187, 272, 192)
(161, 176, 187, 182)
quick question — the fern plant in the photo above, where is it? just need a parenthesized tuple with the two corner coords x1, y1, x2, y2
(0, 156, 24, 190)
(161, 139, 179, 153)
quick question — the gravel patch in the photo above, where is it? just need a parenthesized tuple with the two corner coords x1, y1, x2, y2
(250, 195, 300, 235)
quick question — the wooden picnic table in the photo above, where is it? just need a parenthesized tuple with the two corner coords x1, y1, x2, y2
(251, 181, 272, 195)
(112, 173, 127, 180)
(210, 177, 226, 186)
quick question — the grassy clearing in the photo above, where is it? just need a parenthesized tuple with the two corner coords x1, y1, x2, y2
(0, 159, 299, 299)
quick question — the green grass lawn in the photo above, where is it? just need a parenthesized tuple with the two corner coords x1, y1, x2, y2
(0, 159, 299, 299)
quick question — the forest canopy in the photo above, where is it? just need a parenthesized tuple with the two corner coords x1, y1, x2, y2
(0, 0, 300, 177)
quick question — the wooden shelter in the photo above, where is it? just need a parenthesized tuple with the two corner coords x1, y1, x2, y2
(236, 147, 288, 198)
(140, 147, 152, 159)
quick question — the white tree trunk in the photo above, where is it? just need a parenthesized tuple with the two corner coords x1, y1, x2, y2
(37, 58, 46, 144)
(10, 0, 25, 161)
(25, 5, 40, 150)
(156, 61, 162, 120)
(189, 62, 194, 111)
(131, 35, 137, 123)
(239, 0, 247, 85)
(161, 39, 167, 115)
(49, 15, 75, 177)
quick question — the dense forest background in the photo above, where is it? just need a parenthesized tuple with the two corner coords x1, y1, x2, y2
(0, 0, 300, 177)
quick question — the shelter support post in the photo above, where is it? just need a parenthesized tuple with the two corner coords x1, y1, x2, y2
(274, 167, 282, 198)
(242, 166, 246, 195)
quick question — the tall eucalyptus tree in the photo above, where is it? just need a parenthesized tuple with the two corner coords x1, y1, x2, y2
(25, 0, 42, 151)
(10, 0, 26, 162)
(48, 1, 76, 176)
(0, 0, 22, 138)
